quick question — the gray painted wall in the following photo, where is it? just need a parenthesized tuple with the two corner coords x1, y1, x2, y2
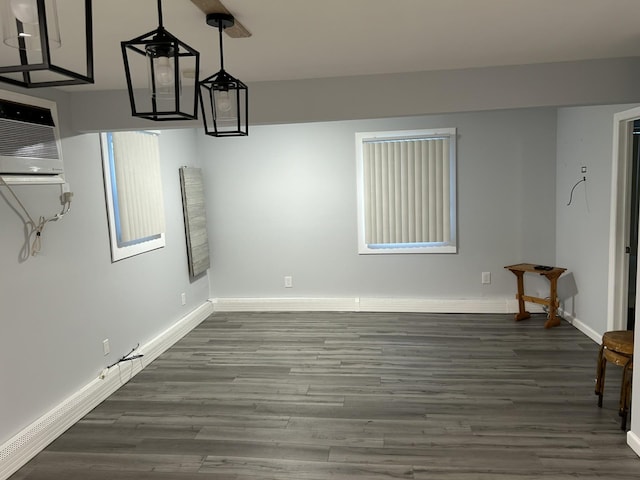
(0, 127, 209, 445)
(68, 57, 640, 133)
(555, 104, 636, 334)
(555, 103, 639, 436)
(200, 108, 557, 300)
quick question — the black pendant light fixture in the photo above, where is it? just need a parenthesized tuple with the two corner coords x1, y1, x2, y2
(121, 0, 200, 121)
(0, 0, 94, 87)
(199, 13, 248, 137)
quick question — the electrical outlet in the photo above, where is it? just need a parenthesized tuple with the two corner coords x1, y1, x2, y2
(581, 166, 587, 174)
(102, 339, 110, 356)
(284, 275, 293, 288)
(481, 272, 491, 284)
(181, 292, 186, 305)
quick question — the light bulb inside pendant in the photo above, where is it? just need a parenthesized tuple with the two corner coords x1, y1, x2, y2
(146, 43, 178, 100)
(216, 90, 232, 113)
(155, 56, 174, 87)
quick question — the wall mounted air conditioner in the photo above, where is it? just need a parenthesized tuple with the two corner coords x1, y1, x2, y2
(0, 90, 64, 185)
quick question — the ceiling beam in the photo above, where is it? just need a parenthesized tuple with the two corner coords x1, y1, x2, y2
(190, 0, 252, 38)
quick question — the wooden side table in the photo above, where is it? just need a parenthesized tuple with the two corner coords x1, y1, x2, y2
(504, 263, 567, 329)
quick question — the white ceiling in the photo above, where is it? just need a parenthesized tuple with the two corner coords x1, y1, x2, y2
(10, 0, 640, 91)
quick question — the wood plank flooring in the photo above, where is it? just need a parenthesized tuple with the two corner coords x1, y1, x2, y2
(9, 312, 640, 479)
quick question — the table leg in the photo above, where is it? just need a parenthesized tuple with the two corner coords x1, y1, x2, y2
(514, 271, 531, 321)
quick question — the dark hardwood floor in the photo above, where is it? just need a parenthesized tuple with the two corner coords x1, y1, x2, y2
(9, 311, 640, 479)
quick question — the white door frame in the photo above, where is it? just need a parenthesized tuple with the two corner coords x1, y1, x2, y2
(607, 105, 640, 331)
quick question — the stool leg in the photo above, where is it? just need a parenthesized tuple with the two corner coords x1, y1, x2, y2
(618, 361, 629, 416)
(620, 361, 632, 430)
(595, 344, 606, 407)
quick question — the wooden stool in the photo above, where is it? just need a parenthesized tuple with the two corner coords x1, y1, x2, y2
(595, 330, 634, 430)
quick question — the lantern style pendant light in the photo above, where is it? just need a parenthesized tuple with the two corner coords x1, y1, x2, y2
(121, 0, 200, 121)
(199, 13, 248, 137)
(0, 0, 94, 87)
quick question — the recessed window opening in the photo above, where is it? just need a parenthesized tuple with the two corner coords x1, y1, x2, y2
(356, 128, 457, 254)
(101, 131, 166, 261)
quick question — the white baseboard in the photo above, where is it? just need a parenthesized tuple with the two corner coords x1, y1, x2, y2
(627, 430, 640, 458)
(211, 297, 361, 312)
(211, 296, 545, 314)
(558, 308, 601, 344)
(0, 301, 214, 480)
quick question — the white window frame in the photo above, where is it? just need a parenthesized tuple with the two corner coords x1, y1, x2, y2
(356, 128, 457, 254)
(100, 131, 166, 261)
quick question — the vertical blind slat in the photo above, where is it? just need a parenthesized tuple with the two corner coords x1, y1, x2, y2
(435, 139, 443, 241)
(381, 143, 389, 244)
(442, 138, 451, 241)
(421, 140, 429, 242)
(393, 146, 402, 242)
(376, 143, 384, 243)
(400, 142, 407, 242)
(406, 141, 415, 243)
(413, 141, 421, 243)
(363, 143, 376, 242)
(428, 140, 437, 241)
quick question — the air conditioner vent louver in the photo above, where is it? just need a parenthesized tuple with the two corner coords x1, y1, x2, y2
(0, 119, 59, 160)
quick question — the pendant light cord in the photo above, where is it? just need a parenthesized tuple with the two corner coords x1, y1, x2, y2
(157, 0, 164, 28)
(218, 21, 225, 70)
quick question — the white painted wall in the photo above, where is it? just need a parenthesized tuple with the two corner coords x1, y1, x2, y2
(0, 126, 209, 446)
(199, 108, 557, 301)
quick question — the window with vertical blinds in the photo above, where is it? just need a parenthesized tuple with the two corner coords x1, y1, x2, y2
(356, 128, 457, 254)
(100, 131, 166, 261)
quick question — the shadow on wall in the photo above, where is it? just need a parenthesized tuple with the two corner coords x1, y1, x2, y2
(557, 272, 579, 319)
